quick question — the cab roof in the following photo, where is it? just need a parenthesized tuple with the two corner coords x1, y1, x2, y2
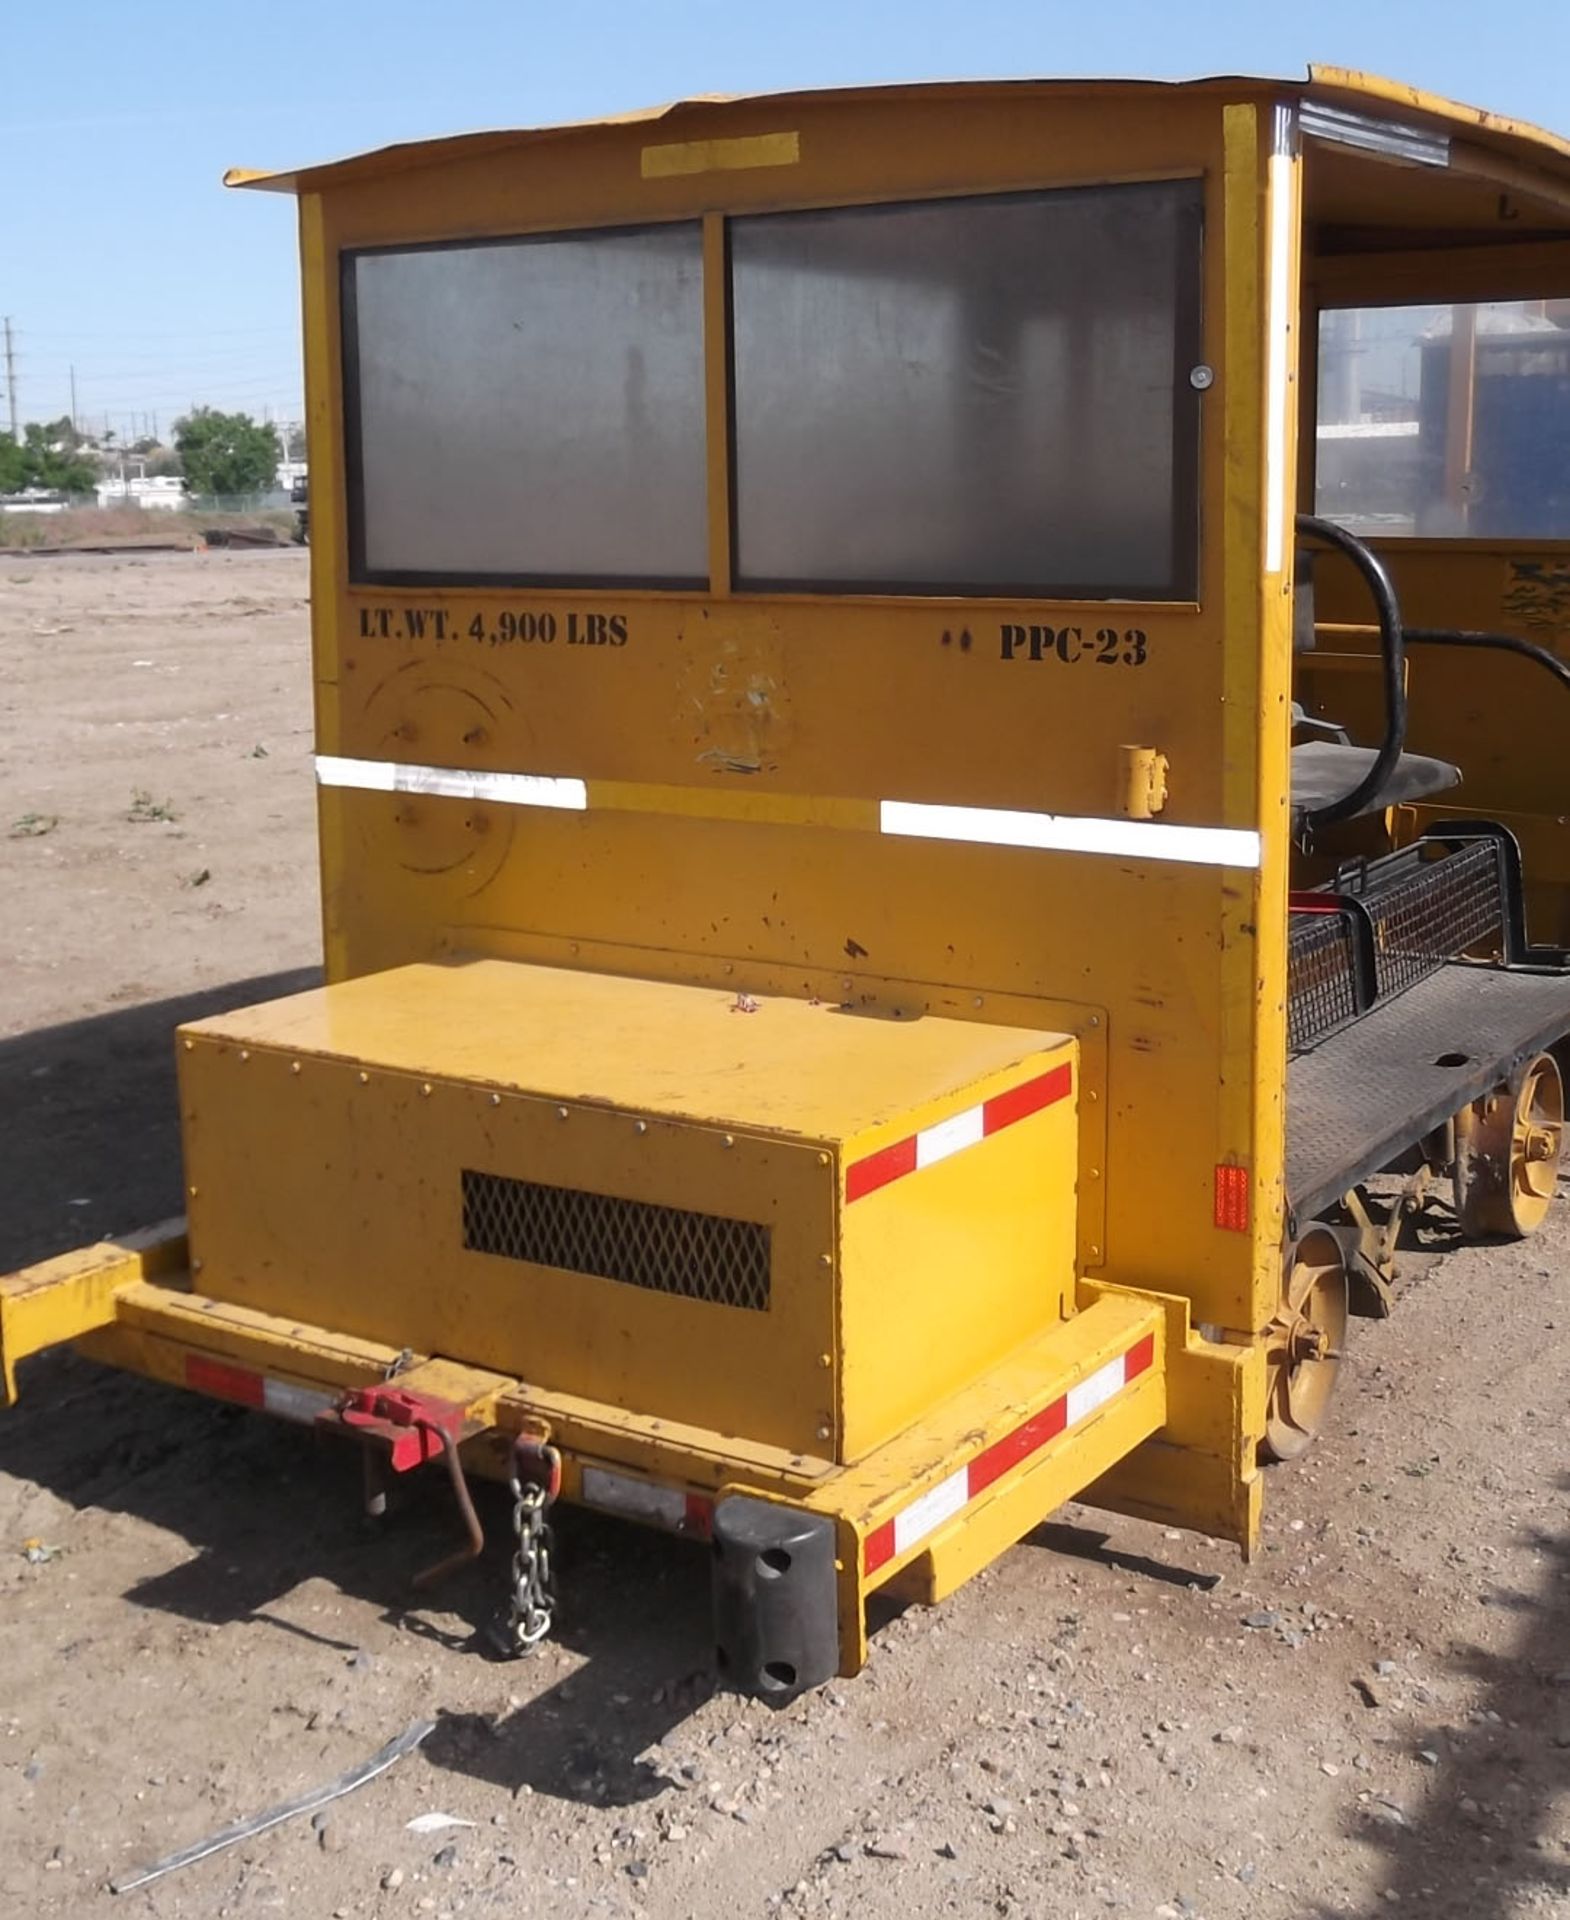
(227, 66, 1570, 196)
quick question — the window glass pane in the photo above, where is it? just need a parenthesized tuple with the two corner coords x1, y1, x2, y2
(346, 223, 707, 583)
(729, 183, 1202, 597)
(1316, 301, 1570, 538)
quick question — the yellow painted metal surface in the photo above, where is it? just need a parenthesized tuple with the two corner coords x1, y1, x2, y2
(807, 1289, 1165, 1673)
(641, 131, 800, 178)
(62, 1264, 1167, 1678)
(277, 85, 1286, 1387)
(0, 1223, 186, 1404)
(223, 76, 1305, 1549)
(178, 959, 1079, 1463)
(11, 67, 1570, 1659)
(225, 70, 1570, 199)
(1080, 1280, 1265, 1547)
(183, 958, 1063, 1138)
(1298, 549, 1570, 945)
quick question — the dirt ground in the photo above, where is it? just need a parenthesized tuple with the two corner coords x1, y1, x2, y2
(2, 548, 1569, 1920)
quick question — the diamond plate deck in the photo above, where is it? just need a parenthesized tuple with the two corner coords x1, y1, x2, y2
(1288, 964, 1570, 1220)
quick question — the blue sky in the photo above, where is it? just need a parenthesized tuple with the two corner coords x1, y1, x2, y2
(7, 0, 1570, 439)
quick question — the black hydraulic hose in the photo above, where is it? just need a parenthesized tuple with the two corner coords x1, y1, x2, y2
(1295, 514, 1409, 830)
(1404, 625, 1570, 693)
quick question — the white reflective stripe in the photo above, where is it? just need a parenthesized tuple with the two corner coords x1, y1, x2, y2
(315, 754, 588, 811)
(261, 1378, 337, 1424)
(581, 1465, 687, 1530)
(916, 1105, 985, 1170)
(892, 1466, 969, 1557)
(1263, 112, 1297, 577)
(313, 755, 1260, 869)
(1063, 1354, 1127, 1429)
(881, 800, 1262, 871)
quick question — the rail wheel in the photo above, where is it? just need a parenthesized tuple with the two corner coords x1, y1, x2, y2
(1456, 1051, 1565, 1240)
(1261, 1224, 1348, 1464)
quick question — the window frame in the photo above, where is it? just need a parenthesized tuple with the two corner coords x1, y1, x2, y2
(724, 181, 1207, 602)
(340, 217, 711, 592)
(337, 182, 1209, 602)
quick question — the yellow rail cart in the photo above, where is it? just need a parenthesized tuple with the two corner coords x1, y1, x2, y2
(7, 68, 1570, 1699)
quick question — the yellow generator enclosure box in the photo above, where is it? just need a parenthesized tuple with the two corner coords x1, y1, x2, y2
(177, 959, 1080, 1464)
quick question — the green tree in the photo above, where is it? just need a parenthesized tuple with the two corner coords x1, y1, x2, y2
(173, 407, 281, 497)
(8, 421, 98, 496)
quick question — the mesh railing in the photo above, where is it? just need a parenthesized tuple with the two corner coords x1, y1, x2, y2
(1287, 836, 1508, 1055)
(1356, 839, 1505, 998)
(1287, 910, 1363, 1053)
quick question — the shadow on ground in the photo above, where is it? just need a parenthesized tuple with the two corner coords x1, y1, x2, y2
(0, 974, 720, 1808)
(1, 971, 1243, 1818)
(5, 1347, 716, 1806)
(1308, 1476, 1570, 1920)
(0, 968, 319, 1270)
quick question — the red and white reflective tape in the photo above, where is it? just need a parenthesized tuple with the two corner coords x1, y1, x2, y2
(846, 1061, 1072, 1203)
(862, 1331, 1156, 1575)
(185, 1354, 337, 1424)
(580, 1463, 713, 1539)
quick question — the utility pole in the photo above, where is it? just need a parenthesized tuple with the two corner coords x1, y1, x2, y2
(69, 365, 78, 437)
(3, 317, 17, 444)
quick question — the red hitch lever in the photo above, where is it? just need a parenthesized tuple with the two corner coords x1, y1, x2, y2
(332, 1386, 467, 1472)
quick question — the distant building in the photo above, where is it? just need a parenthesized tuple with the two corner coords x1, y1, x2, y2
(96, 473, 186, 511)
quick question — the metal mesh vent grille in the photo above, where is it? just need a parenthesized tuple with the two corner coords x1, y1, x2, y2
(1288, 911, 1361, 1054)
(461, 1170, 771, 1311)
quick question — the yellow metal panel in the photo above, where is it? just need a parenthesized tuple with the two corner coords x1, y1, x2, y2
(905, 1369, 1165, 1606)
(836, 1045, 1078, 1460)
(179, 961, 1076, 1461)
(0, 1222, 185, 1404)
(181, 1037, 836, 1455)
(643, 132, 800, 179)
(1224, 100, 1295, 1339)
(318, 796, 1250, 1322)
(225, 73, 1570, 198)
(205, 78, 1348, 1567)
(1080, 1279, 1264, 1549)
(101, 1278, 408, 1386)
(1305, 544, 1570, 943)
(814, 1290, 1164, 1641)
(183, 958, 1066, 1142)
(69, 1272, 835, 1493)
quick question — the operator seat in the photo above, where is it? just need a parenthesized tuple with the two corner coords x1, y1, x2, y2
(1289, 735, 1461, 835)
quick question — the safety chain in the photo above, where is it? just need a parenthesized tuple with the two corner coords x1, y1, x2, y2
(502, 1440, 561, 1656)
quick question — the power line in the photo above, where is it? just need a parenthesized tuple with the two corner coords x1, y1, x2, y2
(19, 323, 300, 343)
(3, 317, 17, 444)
